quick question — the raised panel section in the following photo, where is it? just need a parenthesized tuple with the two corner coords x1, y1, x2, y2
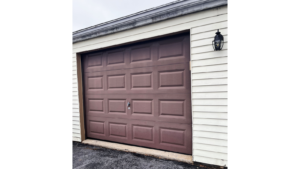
(160, 128, 185, 146)
(89, 99, 103, 112)
(90, 121, 104, 134)
(88, 77, 103, 89)
(108, 100, 126, 113)
(107, 50, 125, 65)
(159, 71, 184, 87)
(159, 40, 183, 59)
(132, 125, 153, 141)
(132, 100, 152, 114)
(131, 47, 151, 62)
(131, 73, 152, 88)
(107, 75, 125, 89)
(160, 100, 184, 116)
(88, 54, 102, 67)
(109, 123, 127, 138)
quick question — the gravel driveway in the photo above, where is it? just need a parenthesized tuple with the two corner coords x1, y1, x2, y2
(73, 142, 208, 169)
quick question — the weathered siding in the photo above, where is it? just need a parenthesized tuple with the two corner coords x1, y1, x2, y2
(72, 54, 81, 142)
(72, 5, 227, 166)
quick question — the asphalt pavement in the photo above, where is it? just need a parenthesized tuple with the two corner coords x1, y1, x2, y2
(73, 141, 210, 169)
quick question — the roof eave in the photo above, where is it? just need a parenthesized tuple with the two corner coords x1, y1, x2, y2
(73, 0, 227, 43)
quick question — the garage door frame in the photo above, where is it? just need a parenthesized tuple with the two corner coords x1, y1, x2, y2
(76, 53, 86, 142)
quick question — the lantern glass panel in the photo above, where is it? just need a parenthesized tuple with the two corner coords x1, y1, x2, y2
(215, 40, 221, 50)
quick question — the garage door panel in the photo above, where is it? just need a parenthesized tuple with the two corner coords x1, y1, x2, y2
(86, 117, 191, 154)
(130, 43, 153, 63)
(83, 34, 190, 73)
(83, 33, 191, 154)
(157, 122, 192, 154)
(84, 71, 105, 93)
(85, 97, 106, 117)
(157, 63, 190, 92)
(84, 63, 190, 95)
(87, 118, 131, 143)
(85, 94, 191, 124)
(83, 52, 104, 73)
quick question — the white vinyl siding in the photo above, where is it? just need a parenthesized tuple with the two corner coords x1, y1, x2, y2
(191, 11, 227, 166)
(72, 54, 81, 142)
(72, 5, 227, 166)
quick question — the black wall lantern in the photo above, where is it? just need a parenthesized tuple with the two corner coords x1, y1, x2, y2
(212, 29, 224, 51)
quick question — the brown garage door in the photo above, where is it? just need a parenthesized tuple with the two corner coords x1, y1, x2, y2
(82, 33, 192, 154)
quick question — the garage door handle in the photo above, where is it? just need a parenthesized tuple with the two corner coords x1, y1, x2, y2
(127, 102, 130, 107)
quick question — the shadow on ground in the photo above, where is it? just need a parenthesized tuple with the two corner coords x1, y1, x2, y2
(73, 142, 207, 169)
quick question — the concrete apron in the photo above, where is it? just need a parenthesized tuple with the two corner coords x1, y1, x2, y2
(82, 139, 193, 164)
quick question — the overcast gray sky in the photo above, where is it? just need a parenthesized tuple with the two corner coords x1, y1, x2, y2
(73, 0, 175, 32)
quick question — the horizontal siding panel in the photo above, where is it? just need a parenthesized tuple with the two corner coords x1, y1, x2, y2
(194, 131, 227, 140)
(191, 36, 227, 48)
(193, 137, 227, 147)
(194, 149, 227, 160)
(73, 101, 79, 105)
(191, 21, 227, 34)
(193, 112, 227, 119)
(191, 43, 227, 54)
(192, 92, 227, 99)
(73, 137, 81, 142)
(193, 156, 227, 166)
(73, 132, 81, 138)
(73, 79, 78, 83)
(193, 106, 227, 112)
(192, 57, 227, 67)
(73, 120, 80, 125)
(73, 99, 79, 103)
(192, 64, 227, 73)
(192, 71, 227, 79)
(192, 78, 227, 86)
(191, 50, 227, 60)
(193, 85, 228, 92)
(193, 119, 227, 126)
(73, 116, 80, 121)
(73, 112, 80, 117)
(73, 128, 80, 134)
(191, 28, 227, 41)
(73, 83, 78, 88)
(74, 14, 228, 53)
(73, 104, 79, 109)
(192, 99, 227, 106)
(73, 70, 77, 74)
(193, 143, 227, 153)
(193, 124, 227, 133)
(73, 124, 80, 130)
(73, 109, 80, 113)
